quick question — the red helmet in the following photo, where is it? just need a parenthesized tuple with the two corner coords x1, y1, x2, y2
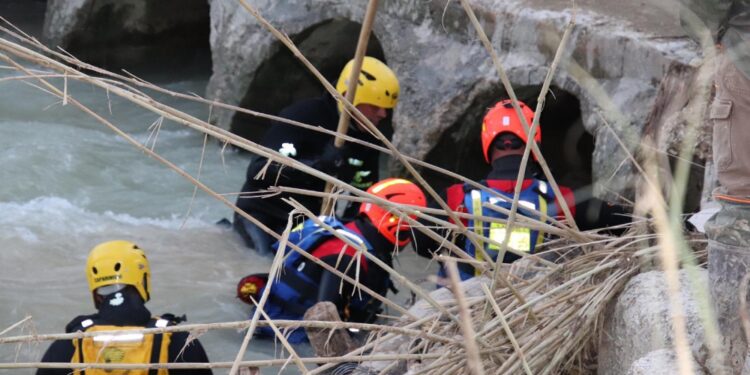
(481, 99, 540, 163)
(359, 178, 427, 246)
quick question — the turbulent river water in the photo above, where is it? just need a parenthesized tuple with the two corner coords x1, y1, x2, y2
(0, 66, 434, 373)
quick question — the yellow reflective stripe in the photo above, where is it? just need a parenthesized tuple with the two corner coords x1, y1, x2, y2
(537, 195, 547, 248)
(489, 226, 531, 252)
(158, 332, 171, 375)
(72, 338, 82, 375)
(470, 190, 484, 276)
(370, 178, 411, 193)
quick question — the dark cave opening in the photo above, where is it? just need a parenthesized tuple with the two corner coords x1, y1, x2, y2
(230, 18, 387, 144)
(423, 86, 594, 194)
(64, 0, 213, 81)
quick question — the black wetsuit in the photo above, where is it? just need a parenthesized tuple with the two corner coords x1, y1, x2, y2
(233, 94, 381, 248)
(37, 287, 212, 375)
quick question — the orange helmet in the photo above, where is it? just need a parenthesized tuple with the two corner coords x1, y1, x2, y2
(359, 178, 427, 246)
(481, 99, 540, 163)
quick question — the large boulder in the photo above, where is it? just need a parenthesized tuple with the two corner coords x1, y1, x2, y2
(352, 276, 492, 375)
(204, 0, 699, 200)
(599, 269, 709, 375)
(627, 349, 706, 375)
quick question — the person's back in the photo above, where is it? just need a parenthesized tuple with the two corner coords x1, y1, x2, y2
(236, 178, 427, 343)
(413, 100, 630, 283)
(37, 240, 212, 375)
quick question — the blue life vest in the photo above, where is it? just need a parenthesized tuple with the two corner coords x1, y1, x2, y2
(450, 179, 556, 281)
(260, 216, 374, 343)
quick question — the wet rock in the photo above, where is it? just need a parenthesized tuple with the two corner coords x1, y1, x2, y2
(598, 269, 708, 375)
(43, 0, 211, 76)
(626, 349, 705, 375)
(352, 276, 492, 375)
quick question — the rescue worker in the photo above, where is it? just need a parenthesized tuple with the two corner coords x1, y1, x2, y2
(236, 178, 427, 343)
(680, 0, 750, 371)
(233, 56, 400, 254)
(413, 99, 630, 281)
(37, 240, 212, 375)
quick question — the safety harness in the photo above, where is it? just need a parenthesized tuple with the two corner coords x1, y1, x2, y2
(448, 179, 556, 280)
(266, 216, 375, 317)
(70, 316, 174, 375)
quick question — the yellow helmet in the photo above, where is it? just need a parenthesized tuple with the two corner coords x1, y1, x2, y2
(86, 240, 151, 304)
(335, 56, 400, 113)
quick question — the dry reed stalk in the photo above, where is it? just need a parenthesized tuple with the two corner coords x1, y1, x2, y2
(1, 352, 473, 371)
(292, 202, 455, 319)
(0, 35, 435, 326)
(250, 296, 309, 374)
(230, 215, 294, 375)
(0, 316, 31, 337)
(488, 17, 577, 293)
(232, 0, 520, 282)
(0, 319, 457, 347)
(277, 186, 574, 237)
(321, 0, 379, 215)
(0, 22, 592, 239)
(0, 36, 430, 252)
(0, 24, 606, 306)
(457, 0, 578, 231)
(0, 7, 712, 375)
(645, 166, 696, 375)
(445, 260, 485, 375)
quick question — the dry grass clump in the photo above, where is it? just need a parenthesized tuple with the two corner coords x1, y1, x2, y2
(344, 225, 696, 375)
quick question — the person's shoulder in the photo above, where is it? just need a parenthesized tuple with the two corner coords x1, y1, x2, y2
(278, 95, 337, 124)
(64, 314, 98, 333)
(279, 96, 335, 117)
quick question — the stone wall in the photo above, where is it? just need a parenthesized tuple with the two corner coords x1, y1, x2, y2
(204, 0, 699, 199)
(43, 0, 211, 77)
(41, 0, 703, 200)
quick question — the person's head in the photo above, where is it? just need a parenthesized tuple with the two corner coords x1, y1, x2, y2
(359, 178, 427, 247)
(481, 99, 540, 164)
(86, 240, 151, 308)
(336, 56, 399, 127)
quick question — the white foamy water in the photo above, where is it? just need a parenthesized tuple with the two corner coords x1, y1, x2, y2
(0, 68, 303, 371)
(0, 67, 436, 373)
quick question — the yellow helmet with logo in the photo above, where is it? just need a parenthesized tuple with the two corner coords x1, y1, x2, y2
(86, 240, 151, 304)
(335, 56, 400, 112)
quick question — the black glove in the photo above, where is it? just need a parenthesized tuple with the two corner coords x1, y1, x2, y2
(319, 141, 353, 171)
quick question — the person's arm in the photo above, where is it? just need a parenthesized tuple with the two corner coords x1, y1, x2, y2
(36, 340, 75, 375)
(168, 332, 213, 375)
(412, 189, 462, 259)
(249, 105, 351, 190)
(572, 197, 631, 235)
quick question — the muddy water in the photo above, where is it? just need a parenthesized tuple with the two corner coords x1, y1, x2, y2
(0, 67, 435, 373)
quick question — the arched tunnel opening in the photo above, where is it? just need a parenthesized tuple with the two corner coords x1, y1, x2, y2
(63, 0, 212, 80)
(423, 86, 594, 195)
(231, 18, 387, 144)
